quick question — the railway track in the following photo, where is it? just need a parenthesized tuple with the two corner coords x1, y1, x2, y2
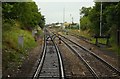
(32, 30, 65, 79)
(57, 34, 120, 78)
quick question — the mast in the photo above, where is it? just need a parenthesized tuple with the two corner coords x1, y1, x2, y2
(100, 1, 102, 36)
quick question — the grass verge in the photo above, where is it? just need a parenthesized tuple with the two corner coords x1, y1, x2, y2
(67, 29, 120, 55)
(2, 21, 43, 76)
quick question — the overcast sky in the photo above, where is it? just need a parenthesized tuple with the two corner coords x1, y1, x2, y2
(33, 0, 95, 24)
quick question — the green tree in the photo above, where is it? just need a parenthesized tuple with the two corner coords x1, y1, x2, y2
(80, 7, 91, 16)
(80, 2, 119, 35)
(38, 15, 45, 29)
(2, 2, 45, 30)
(80, 16, 91, 31)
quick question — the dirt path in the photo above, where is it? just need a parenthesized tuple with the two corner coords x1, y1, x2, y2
(2, 38, 44, 78)
(15, 39, 43, 78)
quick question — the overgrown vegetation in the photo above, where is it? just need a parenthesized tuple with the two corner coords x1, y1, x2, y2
(79, 2, 120, 54)
(2, 22, 37, 70)
(2, 2, 45, 30)
(2, 1, 45, 76)
(68, 29, 120, 55)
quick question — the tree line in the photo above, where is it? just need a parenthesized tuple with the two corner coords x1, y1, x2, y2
(80, 2, 120, 35)
(80, 2, 120, 45)
(2, 2, 45, 30)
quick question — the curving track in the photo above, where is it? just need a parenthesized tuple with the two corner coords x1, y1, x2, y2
(32, 30, 65, 79)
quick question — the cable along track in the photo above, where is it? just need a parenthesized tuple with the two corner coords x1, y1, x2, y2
(32, 31, 65, 79)
(58, 34, 120, 78)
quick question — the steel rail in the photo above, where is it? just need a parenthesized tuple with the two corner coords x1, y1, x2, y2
(57, 35, 99, 79)
(32, 34, 47, 79)
(52, 38, 65, 79)
(32, 29, 65, 79)
(59, 34, 120, 76)
(48, 31, 65, 79)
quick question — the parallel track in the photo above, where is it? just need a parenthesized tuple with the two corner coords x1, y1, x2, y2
(58, 34, 120, 78)
(32, 30, 65, 79)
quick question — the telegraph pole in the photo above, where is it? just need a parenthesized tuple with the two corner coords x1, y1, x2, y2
(79, 16, 82, 32)
(100, 1, 102, 36)
(62, 8, 65, 30)
(63, 8, 65, 23)
(70, 14, 71, 29)
(72, 17, 73, 24)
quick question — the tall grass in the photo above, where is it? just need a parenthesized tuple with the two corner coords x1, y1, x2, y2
(2, 22, 37, 71)
(68, 29, 119, 55)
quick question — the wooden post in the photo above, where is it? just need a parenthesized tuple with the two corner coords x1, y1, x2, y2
(106, 34, 110, 46)
(59, 38, 61, 44)
(96, 38, 98, 46)
(106, 38, 109, 46)
(117, 30, 120, 47)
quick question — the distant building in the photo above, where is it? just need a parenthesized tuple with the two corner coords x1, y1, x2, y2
(63, 22, 79, 28)
(55, 24, 62, 27)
